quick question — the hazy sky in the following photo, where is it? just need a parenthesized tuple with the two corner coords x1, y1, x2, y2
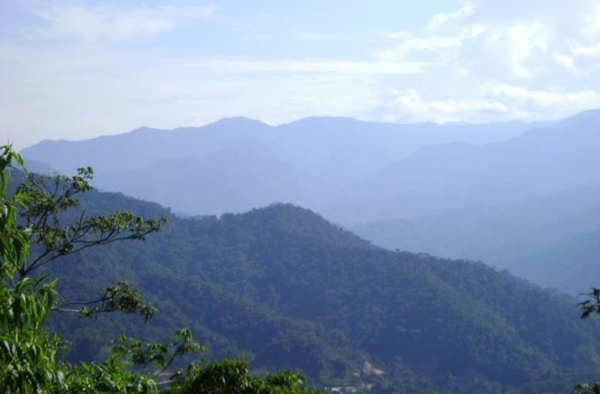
(2, 0, 600, 149)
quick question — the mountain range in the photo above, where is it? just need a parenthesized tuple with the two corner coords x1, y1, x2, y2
(21, 116, 541, 218)
(21, 111, 600, 294)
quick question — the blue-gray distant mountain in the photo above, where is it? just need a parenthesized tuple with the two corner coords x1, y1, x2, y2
(507, 229, 600, 295)
(21, 116, 537, 217)
(335, 109, 600, 224)
(22, 159, 55, 175)
(347, 110, 600, 293)
(352, 185, 600, 293)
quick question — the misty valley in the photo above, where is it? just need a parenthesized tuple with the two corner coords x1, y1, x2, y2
(4, 109, 598, 392)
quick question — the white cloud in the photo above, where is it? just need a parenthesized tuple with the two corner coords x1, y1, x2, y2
(504, 23, 550, 78)
(553, 53, 575, 69)
(359, 0, 600, 124)
(493, 85, 599, 106)
(25, 2, 216, 41)
(572, 44, 600, 57)
(381, 89, 509, 123)
(374, 36, 461, 62)
(427, 6, 474, 31)
(378, 31, 413, 40)
(582, 3, 600, 35)
(491, 85, 600, 120)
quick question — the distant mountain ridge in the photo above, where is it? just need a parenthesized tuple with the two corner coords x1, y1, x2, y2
(333, 109, 600, 223)
(24, 117, 275, 175)
(21, 109, 600, 293)
(21, 115, 544, 218)
(352, 184, 600, 291)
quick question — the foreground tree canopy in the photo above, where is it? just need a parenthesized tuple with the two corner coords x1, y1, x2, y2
(0, 145, 319, 393)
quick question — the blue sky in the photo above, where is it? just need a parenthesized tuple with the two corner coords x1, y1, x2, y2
(2, 0, 600, 149)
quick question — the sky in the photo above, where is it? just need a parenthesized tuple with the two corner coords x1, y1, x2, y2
(1, 0, 600, 150)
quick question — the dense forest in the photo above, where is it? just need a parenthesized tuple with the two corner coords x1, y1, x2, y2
(7, 166, 597, 392)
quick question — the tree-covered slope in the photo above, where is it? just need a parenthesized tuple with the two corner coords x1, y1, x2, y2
(34, 185, 600, 392)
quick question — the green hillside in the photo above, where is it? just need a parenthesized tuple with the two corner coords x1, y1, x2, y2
(31, 183, 600, 393)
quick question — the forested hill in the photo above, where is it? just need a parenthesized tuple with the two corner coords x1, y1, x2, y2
(35, 184, 600, 393)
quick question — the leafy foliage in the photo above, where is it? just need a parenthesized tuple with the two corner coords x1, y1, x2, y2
(573, 288, 600, 393)
(0, 145, 66, 391)
(579, 288, 600, 319)
(167, 359, 320, 394)
(16, 167, 166, 278)
(57, 280, 158, 323)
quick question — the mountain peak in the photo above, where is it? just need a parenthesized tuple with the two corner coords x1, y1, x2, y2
(129, 126, 161, 133)
(283, 116, 363, 128)
(558, 108, 600, 126)
(206, 117, 270, 129)
(222, 203, 371, 248)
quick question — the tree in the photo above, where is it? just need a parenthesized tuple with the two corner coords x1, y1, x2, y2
(578, 288, 600, 320)
(166, 358, 318, 394)
(0, 145, 176, 391)
(574, 288, 600, 394)
(0, 145, 320, 392)
(13, 163, 166, 321)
